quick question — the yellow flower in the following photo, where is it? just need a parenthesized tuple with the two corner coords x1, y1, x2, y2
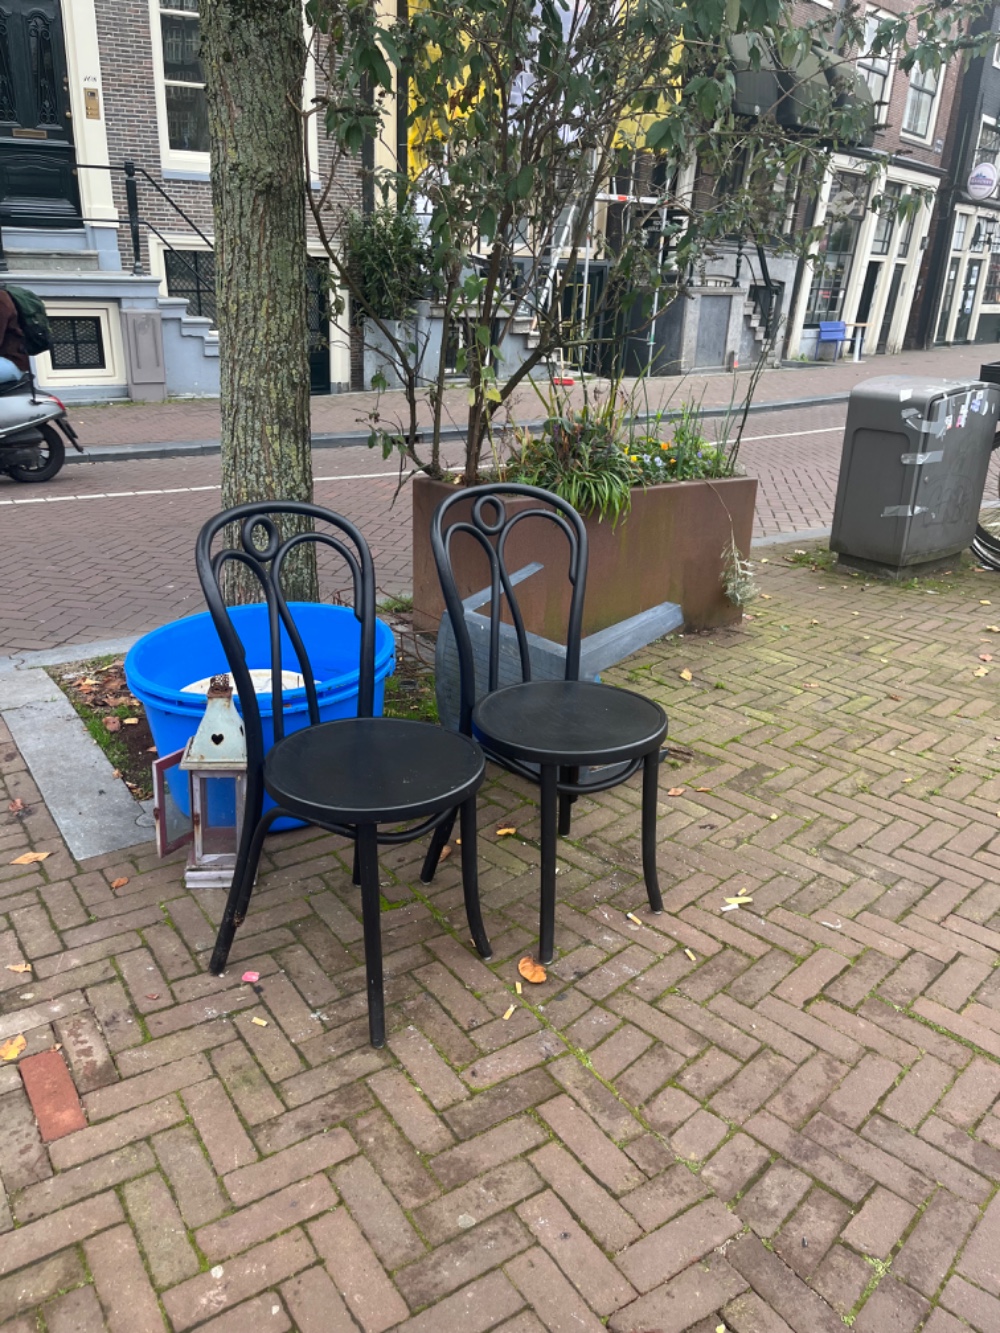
(660, 442, 669, 449)
(629, 455, 638, 462)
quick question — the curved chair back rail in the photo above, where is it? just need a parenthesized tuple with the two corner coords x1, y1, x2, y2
(430, 483, 589, 735)
(195, 501, 377, 770)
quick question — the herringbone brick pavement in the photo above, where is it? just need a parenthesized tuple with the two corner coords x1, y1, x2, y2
(2, 547, 1000, 1332)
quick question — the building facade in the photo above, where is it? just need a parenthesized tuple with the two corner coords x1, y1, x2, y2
(908, 6, 1000, 349)
(777, 0, 956, 359)
(0, 0, 357, 401)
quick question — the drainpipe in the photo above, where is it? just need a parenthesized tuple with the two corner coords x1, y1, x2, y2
(396, 0, 409, 195)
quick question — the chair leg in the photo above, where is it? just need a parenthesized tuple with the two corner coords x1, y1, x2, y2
(209, 809, 276, 975)
(352, 840, 361, 887)
(538, 765, 558, 965)
(420, 808, 457, 884)
(558, 766, 578, 837)
(356, 823, 386, 1048)
(459, 797, 491, 960)
(641, 750, 664, 914)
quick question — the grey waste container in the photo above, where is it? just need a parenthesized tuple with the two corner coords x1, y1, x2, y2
(830, 375, 1000, 577)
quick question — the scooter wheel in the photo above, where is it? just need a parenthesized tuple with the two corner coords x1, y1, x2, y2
(8, 423, 66, 483)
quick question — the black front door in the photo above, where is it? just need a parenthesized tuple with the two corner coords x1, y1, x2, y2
(876, 262, 906, 354)
(0, 0, 80, 228)
(306, 258, 331, 395)
(954, 259, 982, 343)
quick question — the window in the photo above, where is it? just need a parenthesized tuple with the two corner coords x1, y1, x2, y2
(806, 171, 867, 323)
(971, 217, 997, 253)
(985, 250, 1000, 304)
(871, 181, 903, 256)
(159, 1, 209, 154)
(164, 248, 216, 324)
(977, 120, 1000, 169)
(953, 213, 969, 251)
(902, 63, 938, 138)
(857, 14, 893, 124)
(48, 316, 106, 371)
(897, 194, 916, 257)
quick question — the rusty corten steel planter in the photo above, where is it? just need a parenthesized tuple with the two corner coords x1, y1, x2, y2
(412, 473, 757, 636)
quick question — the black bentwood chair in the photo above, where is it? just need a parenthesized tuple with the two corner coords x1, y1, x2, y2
(424, 484, 667, 964)
(197, 502, 491, 1047)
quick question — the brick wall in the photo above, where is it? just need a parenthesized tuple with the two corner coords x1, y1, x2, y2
(92, 0, 362, 272)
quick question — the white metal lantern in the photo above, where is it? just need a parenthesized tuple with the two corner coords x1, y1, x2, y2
(153, 675, 248, 889)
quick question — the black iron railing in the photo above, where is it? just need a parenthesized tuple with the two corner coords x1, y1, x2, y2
(0, 160, 213, 292)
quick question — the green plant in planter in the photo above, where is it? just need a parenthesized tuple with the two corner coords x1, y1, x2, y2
(629, 401, 730, 484)
(506, 404, 637, 524)
(343, 205, 430, 322)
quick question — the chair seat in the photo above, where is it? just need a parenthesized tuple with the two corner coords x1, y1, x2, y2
(473, 679, 667, 767)
(265, 717, 484, 825)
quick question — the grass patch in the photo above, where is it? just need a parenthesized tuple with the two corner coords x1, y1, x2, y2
(47, 656, 155, 800)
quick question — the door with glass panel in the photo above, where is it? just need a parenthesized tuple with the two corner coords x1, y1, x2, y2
(0, 0, 79, 227)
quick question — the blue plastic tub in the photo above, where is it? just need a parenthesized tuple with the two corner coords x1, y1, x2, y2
(126, 603, 395, 827)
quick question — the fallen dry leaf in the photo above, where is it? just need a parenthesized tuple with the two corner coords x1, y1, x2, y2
(679, 668, 693, 681)
(0, 1034, 26, 1062)
(110, 877, 129, 890)
(7, 798, 24, 815)
(981, 654, 994, 663)
(5, 962, 31, 974)
(974, 667, 990, 678)
(103, 717, 122, 733)
(10, 851, 50, 865)
(667, 787, 686, 797)
(495, 827, 517, 837)
(518, 956, 547, 985)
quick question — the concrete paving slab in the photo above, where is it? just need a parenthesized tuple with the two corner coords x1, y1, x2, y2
(3, 694, 154, 860)
(0, 669, 64, 708)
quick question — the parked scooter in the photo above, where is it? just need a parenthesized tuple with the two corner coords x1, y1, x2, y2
(0, 375, 83, 483)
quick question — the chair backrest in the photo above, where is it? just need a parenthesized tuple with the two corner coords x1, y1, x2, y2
(195, 501, 376, 774)
(818, 320, 847, 341)
(430, 483, 588, 734)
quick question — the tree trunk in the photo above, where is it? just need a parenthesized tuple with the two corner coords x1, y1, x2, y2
(201, 0, 318, 603)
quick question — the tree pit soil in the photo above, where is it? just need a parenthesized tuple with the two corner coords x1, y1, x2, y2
(48, 657, 155, 801)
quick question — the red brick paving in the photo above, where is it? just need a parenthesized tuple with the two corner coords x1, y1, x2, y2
(1, 549, 1000, 1331)
(63, 343, 996, 451)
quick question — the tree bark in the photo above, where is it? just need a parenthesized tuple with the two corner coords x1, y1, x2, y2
(201, 0, 317, 603)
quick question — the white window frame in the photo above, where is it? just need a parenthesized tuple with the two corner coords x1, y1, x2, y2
(32, 302, 127, 389)
(900, 61, 943, 143)
(149, 0, 210, 176)
(857, 10, 895, 127)
(953, 211, 970, 252)
(150, 0, 321, 181)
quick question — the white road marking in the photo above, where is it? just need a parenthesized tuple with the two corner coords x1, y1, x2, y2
(0, 470, 402, 507)
(0, 428, 844, 508)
